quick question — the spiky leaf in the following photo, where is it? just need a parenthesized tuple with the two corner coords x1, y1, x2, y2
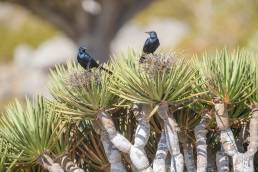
(49, 61, 118, 121)
(196, 49, 253, 104)
(109, 50, 196, 107)
(0, 97, 65, 166)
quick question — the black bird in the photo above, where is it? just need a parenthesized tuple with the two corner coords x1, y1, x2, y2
(140, 31, 160, 63)
(77, 47, 112, 74)
(143, 31, 160, 54)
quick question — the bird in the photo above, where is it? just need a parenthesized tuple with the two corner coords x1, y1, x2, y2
(77, 47, 112, 74)
(143, 31, 160, 54)
(140, 31, 160, 63)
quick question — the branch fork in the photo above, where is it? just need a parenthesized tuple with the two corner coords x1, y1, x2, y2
(97, 106, 152, 171)
(214, 99, 258, 172)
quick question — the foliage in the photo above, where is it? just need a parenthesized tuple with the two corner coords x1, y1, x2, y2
(196, 49, 254, 105)
(0, 138, 19, 172)
(110, 50, 196, 107)
(0, 48, 258, 170)
(0, 97, 65, 166)
(49, 61, 119, 121)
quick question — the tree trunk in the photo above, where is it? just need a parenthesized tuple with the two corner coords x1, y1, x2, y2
(216, 147, 230, 172)
(231, 107, 258, 172)
(153, 130, 168, 172)
(132, 104, 153, 172)
(194, 114, 209, 172)
(133, 104, 151, 148)
(214, 100, 229, 130)
(60, 155, 84, 172)
(38, 153, 64, 172)
(232, 153, 254, 172)
(101, 130, 126, 172)
(158, 103, 184, 172)
(214, 100, 258, 172)
(214, 100, 238, 155)
(214, 100, 235, 172)
(182, 142, 196, 172)
(98, 111, 152, 171)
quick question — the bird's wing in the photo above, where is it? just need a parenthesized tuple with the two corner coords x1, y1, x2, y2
(153, 39, 160, 50)
(89, 58, 99, 68)
(143, 38, 151, 52)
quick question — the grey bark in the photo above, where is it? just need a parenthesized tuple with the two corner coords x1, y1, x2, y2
(157, 103, 184, 172)
(101, 130, 126, 172)
(98, 111, 152, 172)
(92, 121, 126, 172)
(38, 153, 64, 172)
(60, 155, 84, 172)
(216, 147, 230, 172)
(133, 104, 151, 149)
(194, 114, 209, 172)
(182, 142, 196, 172)
(231, 108, 258, 172)
(214, 100, 258, 172)
(153, 130, 168, 172)
(132, 104, 153, 172)
(2, 0, 154, 62)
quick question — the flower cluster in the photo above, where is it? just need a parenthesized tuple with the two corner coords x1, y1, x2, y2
(140, 52, 177, 74)
(66, 70, 101, 89)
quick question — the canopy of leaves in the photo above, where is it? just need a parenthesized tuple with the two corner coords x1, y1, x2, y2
(0, 97, 65, 166)
(49, 61, 118, 121)
(195, 49, 254, 105)
(109, 50, 196, 106)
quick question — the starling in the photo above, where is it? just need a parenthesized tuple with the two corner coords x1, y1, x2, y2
(77, 47, 112, 74)
(140, 31, 160, 63)
(143, 31, 160, 54)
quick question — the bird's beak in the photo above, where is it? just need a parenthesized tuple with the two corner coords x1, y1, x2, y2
(145, 31, 150, 34)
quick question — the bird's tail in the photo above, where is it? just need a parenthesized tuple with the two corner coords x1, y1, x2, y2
(100, 66, 113, 75)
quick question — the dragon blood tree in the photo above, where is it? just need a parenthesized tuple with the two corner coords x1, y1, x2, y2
(2, 48, 257, 172)
(109, 50, 198, 172)
(196, 49, 258, 171)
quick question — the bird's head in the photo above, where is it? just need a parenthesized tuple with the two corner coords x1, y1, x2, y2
(145, 31, 157, 38)
(78, 47, 87, 53)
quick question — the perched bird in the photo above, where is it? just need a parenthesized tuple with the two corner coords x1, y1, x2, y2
(143, 31, 160, 54)
(77, 47, 112, 74)
(140, 31, 160, 63)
